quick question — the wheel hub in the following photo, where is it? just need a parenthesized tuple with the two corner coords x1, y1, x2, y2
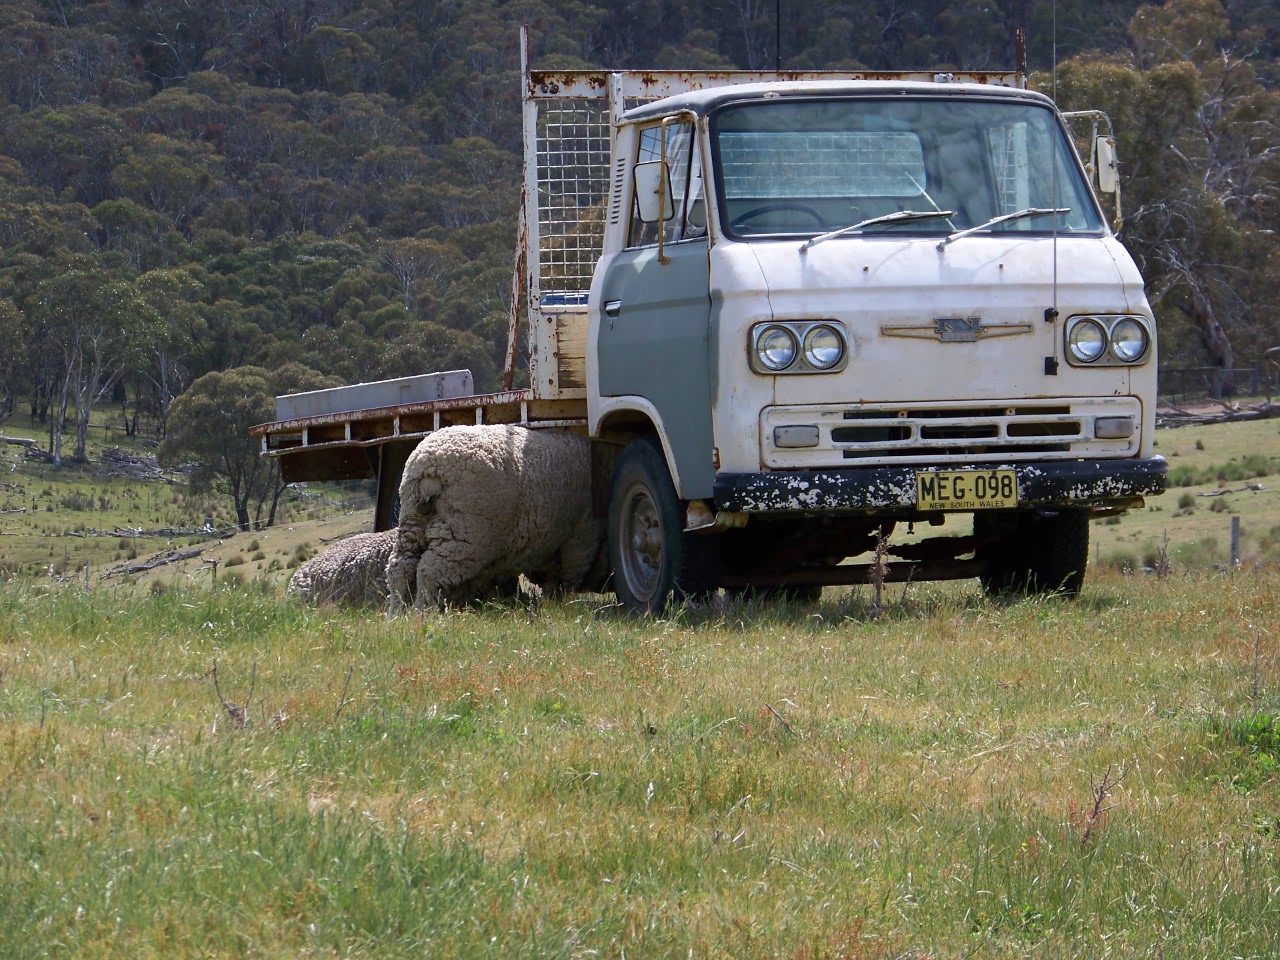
(620, 483, 663, 600)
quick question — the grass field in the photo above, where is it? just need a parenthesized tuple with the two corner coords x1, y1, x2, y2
(1093, 419, 1280, 572)
(2, 414, 1279, 957)
(1, 570, 1277, 958)
(0, 419, 371, 590)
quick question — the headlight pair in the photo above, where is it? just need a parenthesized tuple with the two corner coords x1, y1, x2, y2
(752, 321, 848, 374)
(1066, 315, 1151, 366)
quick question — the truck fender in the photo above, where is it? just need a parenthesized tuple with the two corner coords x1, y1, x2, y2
(591, 395, 691, 499)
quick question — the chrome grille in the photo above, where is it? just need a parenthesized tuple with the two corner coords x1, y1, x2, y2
(761, 398, 1142, 469)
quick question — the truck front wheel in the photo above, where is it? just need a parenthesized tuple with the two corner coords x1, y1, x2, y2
(977, 509, 1089, 598)
(608, 438, 720, 614)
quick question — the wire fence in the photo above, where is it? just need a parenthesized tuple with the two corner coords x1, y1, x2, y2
(1158, 365, 1280, 404)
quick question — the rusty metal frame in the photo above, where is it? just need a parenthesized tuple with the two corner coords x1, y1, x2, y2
(525, 66, 1026, 101)
(249, 389, 586, 457)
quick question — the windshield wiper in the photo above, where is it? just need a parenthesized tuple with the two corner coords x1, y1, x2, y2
(936, 207, 1070, 251)
(799, 210, 957, 253)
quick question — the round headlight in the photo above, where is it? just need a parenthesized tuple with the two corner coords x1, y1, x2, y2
(756, 325, 798, 371)
(803, 324, 844, 369)
(1110, 318, 1148, 362)
(1068, 319, 1107, 363)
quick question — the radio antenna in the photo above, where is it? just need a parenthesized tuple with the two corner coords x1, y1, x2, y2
(775, 0, 782, 71)
(1049, 0, 1061, 375)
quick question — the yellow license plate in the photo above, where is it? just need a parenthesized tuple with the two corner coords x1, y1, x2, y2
(916, 469, 1018, 510)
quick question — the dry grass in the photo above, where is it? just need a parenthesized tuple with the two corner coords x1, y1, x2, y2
(1, 568, 1278, 958)
(0, 422, 372, 590)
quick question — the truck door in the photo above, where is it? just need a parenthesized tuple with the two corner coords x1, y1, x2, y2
(598, 118, 715, 500)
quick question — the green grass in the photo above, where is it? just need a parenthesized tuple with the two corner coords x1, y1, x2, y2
(2, 572, 1278, 958)
(1093, 418, 1280, 571)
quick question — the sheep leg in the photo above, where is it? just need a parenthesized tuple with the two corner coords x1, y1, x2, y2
(412, 513, 504, 610)
(555, 517, 608, 592)
(386, 505, 432, 611)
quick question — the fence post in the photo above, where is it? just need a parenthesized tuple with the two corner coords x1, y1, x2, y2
(1231, 515, 1241, 568)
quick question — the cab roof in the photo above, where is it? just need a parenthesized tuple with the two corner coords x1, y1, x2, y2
(621, 79, 1053, 124)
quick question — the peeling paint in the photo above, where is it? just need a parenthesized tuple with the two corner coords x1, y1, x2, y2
(715, 459, 1166, 514)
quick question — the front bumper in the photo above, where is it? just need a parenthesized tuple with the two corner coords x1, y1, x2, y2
(714, 458, 1167, 514)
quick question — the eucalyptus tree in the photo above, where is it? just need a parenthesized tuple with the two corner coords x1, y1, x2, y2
(29, 266, 161, 465)
(1048, 0, 1280, 390)
(0, 298, 21, 423)
(159, 363, 337, 530)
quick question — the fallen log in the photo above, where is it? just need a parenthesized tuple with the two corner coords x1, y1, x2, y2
(1157, 401, 1280, 428)
(0, 436, 36, 447)
(1197, 484, 1265, 497)
(100, 547, 204, 579)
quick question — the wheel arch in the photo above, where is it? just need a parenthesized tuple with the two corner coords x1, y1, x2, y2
(592, 396, 690, 498)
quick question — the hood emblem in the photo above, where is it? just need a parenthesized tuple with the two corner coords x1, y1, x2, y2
(881, 316, 1034, 342)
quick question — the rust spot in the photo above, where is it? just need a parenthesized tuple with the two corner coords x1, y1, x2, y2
(249, 388, 533, 436)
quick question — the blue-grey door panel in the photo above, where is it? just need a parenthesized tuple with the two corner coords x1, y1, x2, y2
(598, 240, 715, 499)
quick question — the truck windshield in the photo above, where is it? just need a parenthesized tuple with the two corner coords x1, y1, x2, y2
(711, 97, 1103, 240)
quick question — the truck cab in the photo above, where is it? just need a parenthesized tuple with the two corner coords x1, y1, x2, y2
(590, 80, 1164, 611)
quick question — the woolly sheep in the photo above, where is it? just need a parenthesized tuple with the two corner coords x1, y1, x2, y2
(287, 529, 395, 607)
(387, 425, 606, 609)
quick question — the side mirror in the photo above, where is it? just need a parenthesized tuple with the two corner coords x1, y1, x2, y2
(634, 161, 674, 223)
(1095, 136, 1119, 194)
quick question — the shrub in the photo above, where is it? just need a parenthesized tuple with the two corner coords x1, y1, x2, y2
(1174, 536, 1220, 568)
(1177, 492, 1196, 511)
(1102, 552, 1139, 573)
(60, 490, 94, 511)
(225, 554, 247, 567)
(1242, 453, 1271, 478)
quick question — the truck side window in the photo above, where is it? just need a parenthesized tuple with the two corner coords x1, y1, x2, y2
(628, 121, 704, 248)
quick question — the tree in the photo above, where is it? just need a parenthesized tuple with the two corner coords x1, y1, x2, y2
(29, 267, 160, 466)
(0, 298, 22, 423)
(379, 237, 455, 313)
(135, 266, 207, 436)
(1047, 0, 1280, 392)
(158, 363, 336, 530)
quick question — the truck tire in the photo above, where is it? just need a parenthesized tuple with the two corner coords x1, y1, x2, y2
(608, 438, 720, 614)
(978, 509, 1089, 599)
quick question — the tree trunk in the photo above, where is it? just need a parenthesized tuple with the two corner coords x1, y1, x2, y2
(266, 480, 285, 528)
(73, 349, 89, 462)
(1184, 287, 1234, 399)
(235, 499, 251, 531)
(52, 367, 72, 469)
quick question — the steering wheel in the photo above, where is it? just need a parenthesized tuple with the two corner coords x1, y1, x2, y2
(730, 202, 828, 231)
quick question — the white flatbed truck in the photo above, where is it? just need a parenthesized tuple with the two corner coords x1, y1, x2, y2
(252, 28, 1166, 612)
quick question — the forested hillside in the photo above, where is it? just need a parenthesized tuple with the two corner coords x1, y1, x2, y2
(0, 0, 1277, 460)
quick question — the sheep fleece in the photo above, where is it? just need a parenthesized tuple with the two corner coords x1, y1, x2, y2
(387, 425, 605, 608)
(287, 530, 395, 607)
